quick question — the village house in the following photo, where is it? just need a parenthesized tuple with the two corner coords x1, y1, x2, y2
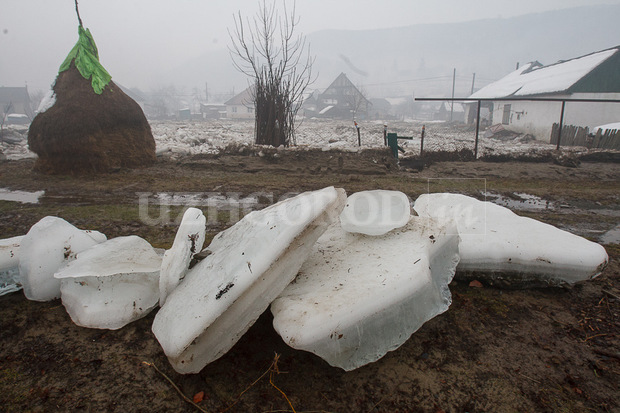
(466, 45, 620, 141)
(314, 73, 371, 119)
(0, 86, 33, 123)
(224, 88, 255, 119)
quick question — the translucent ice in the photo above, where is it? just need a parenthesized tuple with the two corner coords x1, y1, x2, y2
(0, 235, 23, 272)
(340, 190, 411, 236)
(0, 236, 24, 296)
(159, 207, 206, 305)
(55, 236, 162, 329)
(19, 216, 106, 301)
(271, 216, 459, 371)
(152, 186, 347, 374)
(413, 193, 609, 285)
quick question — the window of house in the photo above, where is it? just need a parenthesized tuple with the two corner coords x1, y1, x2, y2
(232, 106, 237, 113)
(502, 104, 511, 125)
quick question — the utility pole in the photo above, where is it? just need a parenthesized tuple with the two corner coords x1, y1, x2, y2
(470, 73, 476, 95)
(205, 82, 209, 103)
(450, 68, 456, 121)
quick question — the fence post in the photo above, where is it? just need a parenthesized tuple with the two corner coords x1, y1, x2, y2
(556, 100, 566, 150)
(474, 100, 481, 158)
(420, 125, 425, 156)
(383, 123, 387, 146)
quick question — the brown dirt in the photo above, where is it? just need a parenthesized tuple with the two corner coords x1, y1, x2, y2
(0, 149, 618, 412)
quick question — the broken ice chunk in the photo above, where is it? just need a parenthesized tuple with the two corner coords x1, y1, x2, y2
(19, 216, 107, 301)
(271, 216, 459, 371)
(0, 235, 23, 272)
(55, 236, 162, 329)
(340, 190, 411, 236)
(152, 186, 347, 374)
(0, 236, 24, 296)
(413, 193, 609, 286)
(159, 207, 206, 305)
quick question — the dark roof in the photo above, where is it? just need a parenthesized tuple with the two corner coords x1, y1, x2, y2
(322, 73, 370, 104)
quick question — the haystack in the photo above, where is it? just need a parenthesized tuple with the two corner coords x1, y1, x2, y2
(28, 26, 155, 174)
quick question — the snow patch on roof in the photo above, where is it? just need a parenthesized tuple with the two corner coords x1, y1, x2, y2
(593, 122, 620, 133)
(471, 48, 618, 99)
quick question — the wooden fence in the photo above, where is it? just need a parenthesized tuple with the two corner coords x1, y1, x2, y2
(550, 123, 620, 150)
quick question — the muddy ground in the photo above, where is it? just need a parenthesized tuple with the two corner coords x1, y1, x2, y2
(0, 148, 618, 413)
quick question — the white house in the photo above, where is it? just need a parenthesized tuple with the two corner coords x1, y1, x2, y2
(224, 88, 254, 119)
(467, 46, 620, 141)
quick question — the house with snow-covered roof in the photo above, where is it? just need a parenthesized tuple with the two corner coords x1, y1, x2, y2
(466, 46, 620, 141)
(224, 88, 255, 119)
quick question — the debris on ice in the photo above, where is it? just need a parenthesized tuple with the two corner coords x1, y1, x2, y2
(55, 236, 162, 329)
(271, 216, 459, 371)
(152, 186, 347, 374)
(19, 216, 107, 301)
(340, 190, 411, 236)
(413, 193, 608, 286)
(159, 207, 206, 305)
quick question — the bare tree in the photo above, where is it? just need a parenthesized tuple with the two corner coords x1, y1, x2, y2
(229, 0, 314, 147)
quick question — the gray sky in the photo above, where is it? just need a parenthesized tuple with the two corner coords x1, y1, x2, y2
(1, 0, 619, 92)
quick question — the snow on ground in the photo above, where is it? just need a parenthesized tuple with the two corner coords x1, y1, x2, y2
(1, 118, 590, 161)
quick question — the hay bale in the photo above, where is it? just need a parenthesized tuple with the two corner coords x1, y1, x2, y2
(28, 66, 155, 174)
(28, 26, 155, 174)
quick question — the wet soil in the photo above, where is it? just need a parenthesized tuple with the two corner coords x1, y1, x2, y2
(0, 149, 618, 412)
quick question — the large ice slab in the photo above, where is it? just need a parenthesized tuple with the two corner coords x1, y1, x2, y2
(152, 186, 347, 374)
(0, 236, 24, 296)
(55, 236, 162, 329)
(413, 193, 609, 285)
(19, 216, 107, 301)
(159, 207, 206, 305)
(271, 216, 459, 371)
(340, 190, 411, 236)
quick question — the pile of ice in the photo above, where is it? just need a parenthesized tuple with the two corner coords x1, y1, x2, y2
(0, 188, 609, 373)
(55, 236, 162, 329)
(414, 193, 609, 286)
(1, 119, 592, 162)
(272, 203, 459, 370)
(152, 187, 346, 373)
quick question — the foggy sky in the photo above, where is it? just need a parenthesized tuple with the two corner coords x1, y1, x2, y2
(1, 0, 619, 93)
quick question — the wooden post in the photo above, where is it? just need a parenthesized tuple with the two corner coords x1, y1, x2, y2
(556, 100, 566, 150)
(383, 123, 387, 146)
(450, 68, 456, 121)
(474, 100, 481, 158)
(420, 125, 425, 156)
(354, 120, 361, 146)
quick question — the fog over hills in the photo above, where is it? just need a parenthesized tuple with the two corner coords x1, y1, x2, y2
(169, 4, 620, 100)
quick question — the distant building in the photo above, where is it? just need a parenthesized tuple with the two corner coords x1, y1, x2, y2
(369, 98, 393, 120)
(466, 46, 620, 140)
(315, 73, 371, 119)
(200, 103, 226, 119)
(224, 88, 255, 119)
(0, 86, 33, 121)
(434, 102, 465, 122)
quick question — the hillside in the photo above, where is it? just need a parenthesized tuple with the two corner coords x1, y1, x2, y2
(170, 4, 620, 99)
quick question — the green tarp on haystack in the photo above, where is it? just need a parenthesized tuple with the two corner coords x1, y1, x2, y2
(59, 25, 111, 94)
(28, 26, 156, 174)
